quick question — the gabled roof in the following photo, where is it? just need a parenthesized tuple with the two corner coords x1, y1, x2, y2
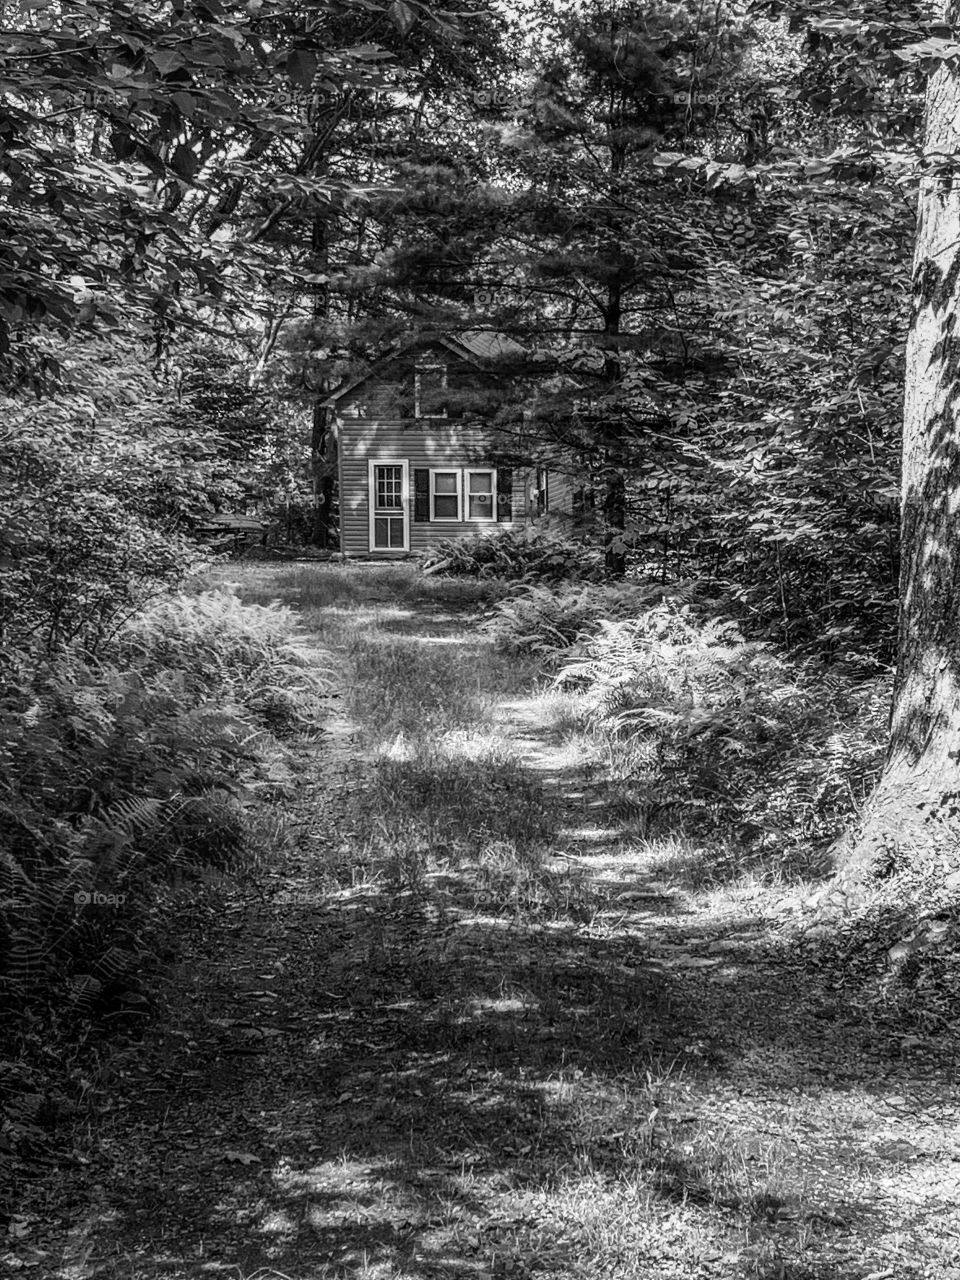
(322, 329, 524, 408)
(454, 330, 523, 362)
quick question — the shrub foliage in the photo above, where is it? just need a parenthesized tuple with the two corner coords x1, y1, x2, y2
(0, 342, 247, 655)
(480, 580, 705, 662)
(553, 602, 888, 855)
(420, 527, 606, 581)
(0, 589, 332, 1021)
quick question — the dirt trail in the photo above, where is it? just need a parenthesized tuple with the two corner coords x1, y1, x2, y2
(9, 570, 960, 1280)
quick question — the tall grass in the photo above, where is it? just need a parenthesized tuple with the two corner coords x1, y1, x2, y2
(342, 630, 536, 741)
(333, 620, 554, 884)
(212, 561, 500, 616)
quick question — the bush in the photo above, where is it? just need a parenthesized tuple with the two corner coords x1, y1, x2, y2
(114, 588, 333, 738)
(0, 340, 249, 656)
(420, 527, 605, 581)
(480, 580, 705, 663)
(555, 602, 888, 855)
(0, 588, 334, 1019)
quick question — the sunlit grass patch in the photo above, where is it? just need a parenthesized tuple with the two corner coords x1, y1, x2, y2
(349, 734, 554, 863)
(603, 833, 808, 911)
(202, 560, 503, 614)
(234, 566, 951, 1280)
(538, 684, 592, 734)
(345, 635, 497, 741)
(457, 841, 604, 925)
(343, 632, 539, 745)
(205, 561, 422, 609)
(520, 1073, 825, 1269)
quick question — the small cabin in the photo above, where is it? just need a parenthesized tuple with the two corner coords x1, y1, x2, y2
(324, 331, 572, 558)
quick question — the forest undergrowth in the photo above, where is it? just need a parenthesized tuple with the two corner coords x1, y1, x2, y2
(4, 562, 960, 1280)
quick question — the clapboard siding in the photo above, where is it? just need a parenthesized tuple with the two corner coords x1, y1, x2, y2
(338, 416, 535, 557)
(329, 334, 585, 557)
(545, 470, 574, 516)
(336, 342, 493, 423)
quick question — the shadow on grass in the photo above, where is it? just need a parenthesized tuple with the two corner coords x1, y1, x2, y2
(96, 861, 935, 1280)
(79, 563, 953, 1280)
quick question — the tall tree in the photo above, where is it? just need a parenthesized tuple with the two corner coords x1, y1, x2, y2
(837, 10, 960, 888)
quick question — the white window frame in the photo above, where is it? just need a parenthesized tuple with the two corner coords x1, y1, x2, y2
(534, 466, 548, 515)
(429, 468, 461, 522)
(415, 363, 448, 419)
(368, 459, 409, 551)
(465, 468, 497, 523)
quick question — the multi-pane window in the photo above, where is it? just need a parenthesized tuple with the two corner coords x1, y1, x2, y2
(466, 469, 496, 521)
(376, 465, 403, 510)
(371, 463, 406, 549)
(373, 516, 405, 548)
(423, 468, 499, 523)
(430, 470, 460, 520)
(415, 364, 447, 418)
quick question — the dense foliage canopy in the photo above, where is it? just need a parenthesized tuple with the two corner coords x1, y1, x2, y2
(12, 1, 960, 1237)
(1, 0, 937, 664)
(3, 0, 959, 982)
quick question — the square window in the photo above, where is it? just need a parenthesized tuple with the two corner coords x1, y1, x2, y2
(466, 470, 496, 521)
(431, 470, 461, 520)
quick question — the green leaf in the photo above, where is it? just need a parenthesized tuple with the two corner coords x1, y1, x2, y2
(894, 36, 960, 63)
(150, 49, 187, 76)
(170, 145, 199, 179)
(286, 47, 318, 90)
(171, 91, 197, 116)
(388, 0, 416, 35)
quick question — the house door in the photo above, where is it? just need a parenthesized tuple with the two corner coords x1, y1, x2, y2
(368, 461, 409, 551)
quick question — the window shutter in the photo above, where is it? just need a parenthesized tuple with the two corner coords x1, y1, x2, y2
(413, 468, 430, 522)
(497, 468, 513, 521)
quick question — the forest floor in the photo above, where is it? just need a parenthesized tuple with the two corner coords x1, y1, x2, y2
(7, 564, 960, 1280)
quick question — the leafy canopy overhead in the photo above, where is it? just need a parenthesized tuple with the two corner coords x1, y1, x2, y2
(0, 0, 501, 385)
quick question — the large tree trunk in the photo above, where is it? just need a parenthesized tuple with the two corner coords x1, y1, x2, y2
(836, 21, 960, 891)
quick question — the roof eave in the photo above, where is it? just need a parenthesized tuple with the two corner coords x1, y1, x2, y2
(321, 331, 515, 409)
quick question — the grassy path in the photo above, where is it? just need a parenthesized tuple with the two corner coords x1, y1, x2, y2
(10, 565, 960, 1280)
